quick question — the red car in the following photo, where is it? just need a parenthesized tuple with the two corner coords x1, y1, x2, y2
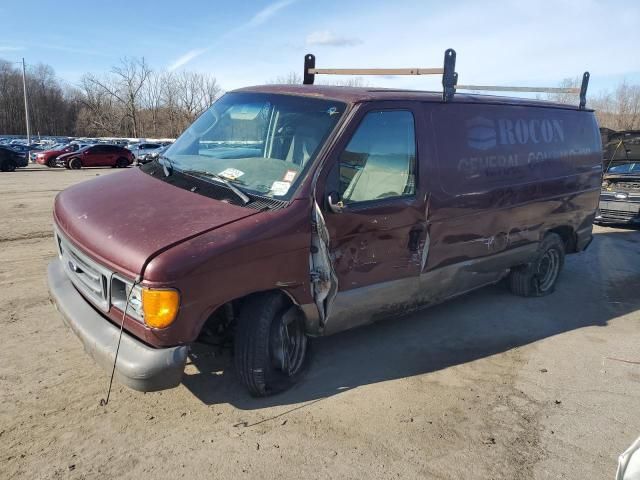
(35, 144, 82, 167)
(58, 145, 134, 169)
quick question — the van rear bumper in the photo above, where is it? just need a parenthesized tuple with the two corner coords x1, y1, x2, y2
(47, 259, 188, 392)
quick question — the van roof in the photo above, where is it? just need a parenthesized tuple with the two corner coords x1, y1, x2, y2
(234, 84, 592, 111)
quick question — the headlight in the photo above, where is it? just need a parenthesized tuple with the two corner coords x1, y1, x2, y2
(111, 277, 179, 329)
(111, 277, 144, 320)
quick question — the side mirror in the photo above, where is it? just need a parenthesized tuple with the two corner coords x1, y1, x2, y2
(327, 191, 345, 213)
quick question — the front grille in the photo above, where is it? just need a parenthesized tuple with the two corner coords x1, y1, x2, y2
(56, 231, 112, 311)
(599, 209, 639, 221)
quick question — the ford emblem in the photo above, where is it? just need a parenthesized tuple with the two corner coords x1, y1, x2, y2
(615, 192, 628, 200)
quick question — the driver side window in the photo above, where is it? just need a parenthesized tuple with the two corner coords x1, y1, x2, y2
(339, 110, 416, 204)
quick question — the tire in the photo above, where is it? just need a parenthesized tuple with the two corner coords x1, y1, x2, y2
(508, 233, 565, 297)
(234, 292, 309, 397)
(1, 159, 17, 172)
(47, 158, 57, 168)
(68, 157, 82, 170)
(115, 157, 129, 168)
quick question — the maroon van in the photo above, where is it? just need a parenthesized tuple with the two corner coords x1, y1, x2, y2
(47, 53, 602, 397)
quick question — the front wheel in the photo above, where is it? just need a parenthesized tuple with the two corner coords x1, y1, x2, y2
(507, 233, 565, 297)
(1, 159, 17, 172)
(68, 158, 82, 170)
(234, 293, 309, 397)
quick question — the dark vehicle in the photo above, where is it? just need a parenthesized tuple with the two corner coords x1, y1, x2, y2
(9, 143, 42, 155)
(47, 51, 601, 397)
(129, 142, 163, 162)
(595, 130, 640, 225)
(57, 144, 134, 169)
(135, 145, 169, 166)
(0, 145, 29, 171)
(597, 163, 640, 225)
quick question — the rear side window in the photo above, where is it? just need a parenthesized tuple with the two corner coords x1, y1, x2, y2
(430, 104, 601, 195)
(339, 110, 416, 204)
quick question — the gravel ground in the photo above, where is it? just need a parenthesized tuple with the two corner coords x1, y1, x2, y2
(1, 165, 639, 479)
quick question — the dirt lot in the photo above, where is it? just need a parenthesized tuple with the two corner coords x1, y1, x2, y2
(1, 165, 639, 479)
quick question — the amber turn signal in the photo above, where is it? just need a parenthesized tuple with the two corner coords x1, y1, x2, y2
(142, 288, 180, 329)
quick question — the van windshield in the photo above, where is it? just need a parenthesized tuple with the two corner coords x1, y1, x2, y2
(163, 92, 345, 200)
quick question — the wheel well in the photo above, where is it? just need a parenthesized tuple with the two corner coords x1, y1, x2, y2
(196, 290, 298, 345)
(547, 226, 577, 253)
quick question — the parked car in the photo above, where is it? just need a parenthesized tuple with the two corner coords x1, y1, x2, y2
(9, 143, 43, 156)
(596, 162, 640, 225)
(57, 144, 134, 169)
(128, 142, 164, 162)
(0, 145, 29, 171)
(135, 144, 169, 165)
(47, 76, 601, 396)
(35, 143, 79, 167)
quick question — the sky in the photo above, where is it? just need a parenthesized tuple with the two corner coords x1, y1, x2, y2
(1, 0, 639, 99)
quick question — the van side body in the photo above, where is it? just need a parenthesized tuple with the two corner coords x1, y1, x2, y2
(48, 85, 602, 393)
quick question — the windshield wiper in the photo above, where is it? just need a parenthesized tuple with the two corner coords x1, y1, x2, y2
(182, 170, 250, 205)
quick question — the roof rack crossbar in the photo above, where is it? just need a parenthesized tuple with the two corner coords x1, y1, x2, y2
(302, 50, 590, 109)
(455, 85, 581, 94)
(308, 67, 444, 76)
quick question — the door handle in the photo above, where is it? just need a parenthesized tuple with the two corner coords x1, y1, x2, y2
(408, 228, 423, 252)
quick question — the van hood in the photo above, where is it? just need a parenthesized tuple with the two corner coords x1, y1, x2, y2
(54, 168, 259, 277)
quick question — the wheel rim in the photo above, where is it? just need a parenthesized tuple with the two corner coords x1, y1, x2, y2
(537, 248, 560, 291)
(270, 308, 307, 376)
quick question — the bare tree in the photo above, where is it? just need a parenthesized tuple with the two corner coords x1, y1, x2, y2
(174, 71, 222, 128)
(267, 70, 368, 87)
(591, 81, 640, 131)
(114, 58, 151, 137)
(141, 70, 166, 137)
(268, 71, 303, 84)
(0, 58, 80, 136)
(545, 76, 582, 105)
(612, 81, 640, 130)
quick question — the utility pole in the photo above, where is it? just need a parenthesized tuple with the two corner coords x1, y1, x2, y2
(21, 58, 31, 145)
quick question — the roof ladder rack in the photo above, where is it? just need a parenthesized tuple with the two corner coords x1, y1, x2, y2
(302, 49, 590, 109)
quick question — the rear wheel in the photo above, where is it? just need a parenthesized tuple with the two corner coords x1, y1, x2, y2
(68, 157, 82, 170)
(508, 233, 565, 297)
(234, 292, 309, 397)
(1, 159, 17, 172)
(115, 157, 129, 168)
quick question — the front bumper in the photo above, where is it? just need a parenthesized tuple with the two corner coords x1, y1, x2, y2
(596, 199, 640, 224)
(47, 259, 188, 392)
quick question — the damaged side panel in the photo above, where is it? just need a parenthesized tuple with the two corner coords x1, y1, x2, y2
(308, 201, 338, 334)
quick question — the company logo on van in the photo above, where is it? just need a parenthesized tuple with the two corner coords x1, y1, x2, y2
(466, 117, 497, 150)
(467, 116, 565, 150)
